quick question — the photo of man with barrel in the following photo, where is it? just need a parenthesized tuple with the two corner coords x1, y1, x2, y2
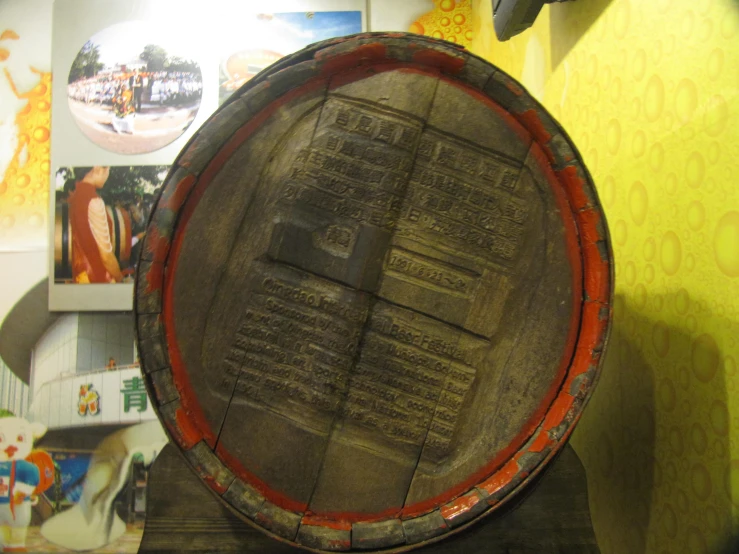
(54, 165, 167, 284)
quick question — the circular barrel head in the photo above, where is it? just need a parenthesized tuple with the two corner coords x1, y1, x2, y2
(135, 33, 613, 553)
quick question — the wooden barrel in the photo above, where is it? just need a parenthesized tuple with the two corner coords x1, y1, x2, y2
(135, 34, 613, 553)
(54, 201, 73, 280)
(55, 202, 132, 279)
(106, 205, 132, 267)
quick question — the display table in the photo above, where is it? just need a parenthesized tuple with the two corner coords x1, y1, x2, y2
(139, 443, 599, 553)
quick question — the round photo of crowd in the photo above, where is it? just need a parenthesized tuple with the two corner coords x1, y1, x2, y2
(67, 21, 203, 155)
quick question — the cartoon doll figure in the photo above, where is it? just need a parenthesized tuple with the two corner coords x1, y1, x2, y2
(0, 411, 48, 553)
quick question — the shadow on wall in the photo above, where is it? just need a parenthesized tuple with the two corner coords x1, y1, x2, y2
(717, 533, 739, 554)
(548, 0, 613, 70)
(572, 291, 734, 554)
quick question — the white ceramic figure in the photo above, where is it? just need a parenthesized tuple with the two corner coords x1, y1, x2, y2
(0, 413, 47, 553)
(40, 420, 167, 551)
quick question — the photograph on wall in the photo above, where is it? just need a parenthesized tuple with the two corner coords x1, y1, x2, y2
(0, 286, 167, 552)
(67, 21, 203, 155)
(218, 11, 363, 105)
(53, 165, 167, 285)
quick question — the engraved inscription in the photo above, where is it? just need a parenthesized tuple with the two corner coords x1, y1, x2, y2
(384, 247, 477, 296)
(331, 101, 420, 151)
(219, 261, 370, 430)
(336, 302, 482, 456)
(220, 259, 484, 457)
(312, 224, 358, 258)
(398, 129, 529, 268)
(218, 94, 538, 462)
(280, 97, 424, 235)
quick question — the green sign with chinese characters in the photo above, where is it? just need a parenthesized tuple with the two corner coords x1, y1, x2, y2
(121, 376, 147, 413)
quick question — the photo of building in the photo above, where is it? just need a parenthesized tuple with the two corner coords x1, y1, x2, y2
(0, 280, 164, 552)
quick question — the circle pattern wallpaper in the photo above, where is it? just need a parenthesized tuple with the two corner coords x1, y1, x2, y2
(462, 0, 739, 552)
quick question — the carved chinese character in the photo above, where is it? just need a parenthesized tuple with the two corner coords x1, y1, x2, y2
(407, 208, 421, 222)
(503, 202, 527, 223)
(419, 169, 434, 187)
(326, 225, 353, 247)
(376, 120, 397, 143)
(399, 158, 414, 173)
(367, 170, 384, 184)
(397, 127, 419, 150)
(335, 109, 350, 127)
(326, 135, 340, 151)
(423, 193, 440, 210)
(479, 161, 499, 182)
(355, 115, 373, 134)
(436, 145, 458, 168)
(295, 149, 310, 164)
(497, 219, 521, 239)
(417, 139, 434, 159)
(309, 150, 326, 166)
(459, 154, 478, 175)
(340, 141, 357, 157)
(346, 162, 362, 179)
(437, 197, 454, 212)
(499, 171, 517, 191)
(495, 239, 517, 260)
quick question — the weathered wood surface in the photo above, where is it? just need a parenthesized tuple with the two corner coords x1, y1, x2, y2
(135, 32, 613, 552)
(140, 443, 599, 553)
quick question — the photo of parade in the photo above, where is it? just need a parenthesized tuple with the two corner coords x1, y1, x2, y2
(54, 165, 168, 284)
(67, 22, 203, 154)
(218, 11, 362, 105)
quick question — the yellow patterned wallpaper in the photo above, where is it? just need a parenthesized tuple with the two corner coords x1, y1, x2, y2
(0, 15, 52, 252)
(0, 68, 51, 247)
(412, 0, 739, 552)
(410, 0, 475, 46)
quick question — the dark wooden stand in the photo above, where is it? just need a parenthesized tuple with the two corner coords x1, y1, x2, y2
(139, 444, 599, 553)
